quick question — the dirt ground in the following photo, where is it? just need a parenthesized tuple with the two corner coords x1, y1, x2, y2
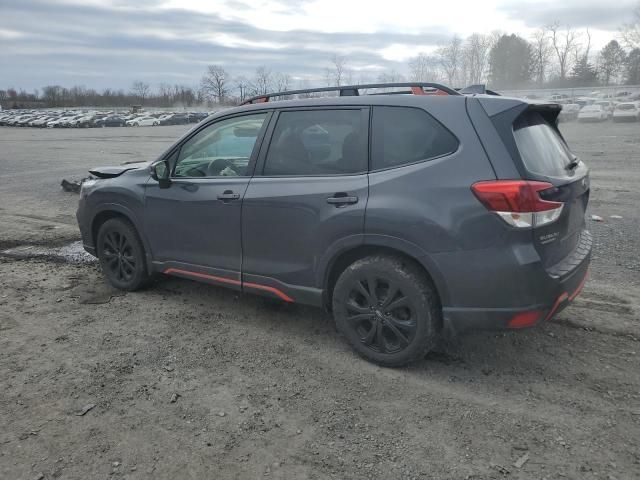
(0, 122, 639, 480)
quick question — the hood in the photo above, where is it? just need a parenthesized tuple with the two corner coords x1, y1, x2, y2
(88, 162, 149, 179)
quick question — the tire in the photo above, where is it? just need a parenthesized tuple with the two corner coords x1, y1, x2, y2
(332, 255, 440, 367)
(97, 218, 149, 291)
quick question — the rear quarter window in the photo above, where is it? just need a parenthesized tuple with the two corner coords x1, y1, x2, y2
(371, 106, 458, 171)
(513, 111, 574, 178)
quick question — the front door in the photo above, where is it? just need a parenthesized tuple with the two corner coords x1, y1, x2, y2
(144, 112, 271, 283)
(242, 108, 370, 303)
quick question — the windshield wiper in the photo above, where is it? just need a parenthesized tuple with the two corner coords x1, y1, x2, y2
(565, 156, 580, 171)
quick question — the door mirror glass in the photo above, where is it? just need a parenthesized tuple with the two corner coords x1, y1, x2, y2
(151, 160, 171, 188)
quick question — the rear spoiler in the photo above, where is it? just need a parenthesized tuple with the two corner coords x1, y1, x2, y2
(458, 84, 501, 96)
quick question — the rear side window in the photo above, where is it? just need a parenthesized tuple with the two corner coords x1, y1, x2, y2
(371, 106, 458, 170)
(263, 109, 367, 176)
(513, 111, 573, 178)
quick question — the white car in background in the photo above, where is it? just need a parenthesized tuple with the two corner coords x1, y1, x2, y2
(126, 116, 159, 127)
(559, 103, 581, 122)
(578, 104, 609, 122)
(612, 102, 640, 122)
(594, 101, 615, 118)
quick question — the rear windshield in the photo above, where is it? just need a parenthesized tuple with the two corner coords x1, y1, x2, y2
(616, 103, 635, 110)
(513, 111, 573, 178)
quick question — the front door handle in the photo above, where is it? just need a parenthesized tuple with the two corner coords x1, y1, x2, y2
(327, 193, 358, 206)
(217, 190, 240, 202)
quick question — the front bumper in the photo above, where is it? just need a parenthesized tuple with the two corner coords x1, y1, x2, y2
(76, 201, 97, 257)
(441, 231, 592, 336)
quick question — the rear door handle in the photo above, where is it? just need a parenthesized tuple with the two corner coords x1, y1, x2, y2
(217, 190, 240, 201)
(327, 194, 358, 206)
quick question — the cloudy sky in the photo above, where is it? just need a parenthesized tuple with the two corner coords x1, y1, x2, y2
(0, 0, 637, 91)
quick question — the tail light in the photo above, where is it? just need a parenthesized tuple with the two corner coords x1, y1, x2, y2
(471, 180, 563, 228)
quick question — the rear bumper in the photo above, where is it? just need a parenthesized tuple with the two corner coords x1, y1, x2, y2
(441, 231, 591, 336)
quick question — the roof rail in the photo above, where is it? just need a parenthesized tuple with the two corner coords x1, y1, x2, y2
(239, 82, 461, 105)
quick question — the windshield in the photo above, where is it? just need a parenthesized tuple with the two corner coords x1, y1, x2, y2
(513, 111, 574, 178)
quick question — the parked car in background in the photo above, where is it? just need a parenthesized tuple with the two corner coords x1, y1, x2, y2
(593, 101, 615, 118)
(559, 104, 580, 122)
(613, 102, 640, 122)
(578, 104, 608, 122)
(188, 112, 209, 123)
(94, 115, 126, 127)
(126, 116, 159, 127)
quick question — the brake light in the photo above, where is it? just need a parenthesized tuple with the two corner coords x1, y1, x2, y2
(471, 180, 563, 228)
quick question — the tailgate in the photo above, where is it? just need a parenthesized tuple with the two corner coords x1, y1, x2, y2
(512, 109, 590, 271)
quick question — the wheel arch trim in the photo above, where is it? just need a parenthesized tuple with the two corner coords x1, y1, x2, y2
(319, 234, 451, 307)
(91, 203, 153, 274)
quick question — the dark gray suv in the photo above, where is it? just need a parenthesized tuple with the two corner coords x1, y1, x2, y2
(76, 83, 591, 366)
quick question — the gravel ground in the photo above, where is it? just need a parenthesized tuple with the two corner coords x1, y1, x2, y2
(0, 122, 639, 480)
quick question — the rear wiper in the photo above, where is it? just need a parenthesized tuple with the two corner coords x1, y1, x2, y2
(565, 156, 580, 171)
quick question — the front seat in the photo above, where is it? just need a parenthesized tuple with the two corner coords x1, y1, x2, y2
(339, 131, 365, 173)
(265, 130, 311, 175)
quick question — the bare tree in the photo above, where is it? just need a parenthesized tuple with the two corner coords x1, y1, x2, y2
(234, 76, 251, 102)
(462, 33, 493, 84)
(530, 29, 552, 85)
(436, 36, 463, 85)
(200, 65, 229, 103)
(547, 23, 581, 80)
(326, 55, 350, 86)
(377, 70, 405, 83)
(273, 72, 292, 92)
(621, 3, 640, 49)
(250, 66, 272, 96)
(409, 53, 439, 82)
(131, 81, 150, 104)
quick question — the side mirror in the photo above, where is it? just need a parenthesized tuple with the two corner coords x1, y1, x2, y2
(150, 160, 171, 189)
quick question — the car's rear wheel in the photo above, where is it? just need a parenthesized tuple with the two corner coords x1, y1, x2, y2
(97, 218, 149, 291)
(332, 255, 440, 367)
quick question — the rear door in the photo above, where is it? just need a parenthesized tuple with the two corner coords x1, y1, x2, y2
(511, 109, 590, 269)
(241, 107, 370, 303)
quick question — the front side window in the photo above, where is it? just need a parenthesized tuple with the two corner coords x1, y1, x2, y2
(263, 109, 367, 176)
(371, 106, 459, 170)
(174, 113, 268, 178)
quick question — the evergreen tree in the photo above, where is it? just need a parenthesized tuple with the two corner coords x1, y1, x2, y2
(571, 56, 598, 86)
(598, 40, 627, 85)
(625, 48, 640, 85)
(488, 34, 533, 89)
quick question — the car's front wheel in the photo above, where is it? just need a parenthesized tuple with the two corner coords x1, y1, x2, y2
(97, 218, 150, 291)
(332, 255, 440, 367)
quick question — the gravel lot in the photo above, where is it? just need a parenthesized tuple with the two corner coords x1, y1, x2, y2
(0, 122, 639, 480)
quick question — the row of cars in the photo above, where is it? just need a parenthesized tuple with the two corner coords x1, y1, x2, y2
(552, 91, 640, 123)
(0, 110, 211, 128)
(559, 101, 640, 122)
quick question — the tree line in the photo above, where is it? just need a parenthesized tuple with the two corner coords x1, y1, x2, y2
(2, 5, 640, 109)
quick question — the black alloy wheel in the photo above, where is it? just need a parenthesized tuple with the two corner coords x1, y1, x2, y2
(333, 255, 440, 367)
(97, 218, 149, 291)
